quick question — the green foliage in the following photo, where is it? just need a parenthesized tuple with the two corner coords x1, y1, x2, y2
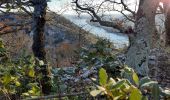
(90, 67, 170, 100)
(90, 68, 142, 100)
(99, 68, 108, 86)
(0, 37, 170, 100)
(122, 67, 169, 99)
(78, 39, 123, 77)
(0, 39, 43, 99)
(77, 39, 170, 99)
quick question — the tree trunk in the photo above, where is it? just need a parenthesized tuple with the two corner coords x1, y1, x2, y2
(32, 0, 51, 95)
(164, 1, 170, 46)
(125, 0, 159, 76)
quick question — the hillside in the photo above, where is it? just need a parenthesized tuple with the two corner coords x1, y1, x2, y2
(0, 12, 98, 67)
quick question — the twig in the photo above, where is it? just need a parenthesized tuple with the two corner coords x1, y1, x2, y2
(24, 92, 89, 100)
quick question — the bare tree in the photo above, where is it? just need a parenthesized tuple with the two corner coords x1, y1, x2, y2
(31, 0, 51, 95)
(73, 0, 137, 32)
(162, 0, 170, 46)
(126, 0, 160, 76)
(73, 0, 160, 76)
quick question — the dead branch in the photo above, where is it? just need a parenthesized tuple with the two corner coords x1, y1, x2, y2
(73, 0, 126, 32)
(24, 92, 88, 100)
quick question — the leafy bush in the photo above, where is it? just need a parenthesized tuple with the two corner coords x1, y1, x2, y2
(90, 67, 170, 100)
(0, 39, 44, 99)
(78, 39, 123, 77)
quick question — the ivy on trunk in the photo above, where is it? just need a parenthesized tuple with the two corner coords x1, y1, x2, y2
(31, 0, 51, 95)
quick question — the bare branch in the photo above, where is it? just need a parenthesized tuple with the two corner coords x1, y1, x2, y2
(120, 0, 135, 15)
(0, 27, 25, 35)
(73, 0, 125, 32)
(24, 92, 88, 100)
(114, 9, 135, 22)
(0, 19, 32, 35)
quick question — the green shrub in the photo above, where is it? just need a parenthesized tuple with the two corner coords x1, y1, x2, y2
(0, 39, 43, 99)
(78, 39, 123, 77)
(90, 67, 170, 100)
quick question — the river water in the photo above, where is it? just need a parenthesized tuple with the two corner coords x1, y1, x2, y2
(48, 0, 129, 48)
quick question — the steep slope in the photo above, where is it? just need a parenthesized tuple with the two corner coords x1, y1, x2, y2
(0, 12, 97, 67)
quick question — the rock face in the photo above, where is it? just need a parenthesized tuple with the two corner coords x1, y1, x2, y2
(0, 13, 96, 67)
(149, 48, 170, 88)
